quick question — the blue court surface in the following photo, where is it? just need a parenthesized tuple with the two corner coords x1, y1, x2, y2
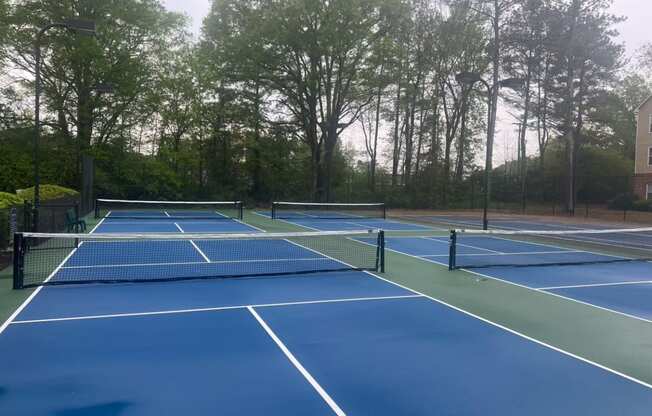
(375, 235, 652, 323)
(2, 232, 652, 414)
(405, 214, 641, 234)
(256, 211, 432, 232)
(93, 217, 261, 234)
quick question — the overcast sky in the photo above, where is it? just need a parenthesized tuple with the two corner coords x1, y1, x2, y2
(163, 0, 650, 56)
(162, 0, 652, 165)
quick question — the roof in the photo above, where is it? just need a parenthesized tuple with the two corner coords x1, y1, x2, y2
(637, 94, 652, 111)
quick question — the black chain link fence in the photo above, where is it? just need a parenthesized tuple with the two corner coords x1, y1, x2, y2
(1, 196, 81, 270)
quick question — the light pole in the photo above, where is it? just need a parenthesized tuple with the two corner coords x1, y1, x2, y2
(456, 72, 523, 230)
(33, 19, 96, 231)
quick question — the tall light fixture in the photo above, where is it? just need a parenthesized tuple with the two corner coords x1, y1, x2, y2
(33, 19, 96, 231)
(456, 72, 523, 230)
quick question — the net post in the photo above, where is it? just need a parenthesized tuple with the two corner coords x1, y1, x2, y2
(237, 201, 244, 220)
(382, 204, 387, 219)
(94, 199, 100, 219)
(12, 233, 25, 289)
(271, 203, 276, 219)
(377, 230, 385, 273)
(448, 230, 457, 271)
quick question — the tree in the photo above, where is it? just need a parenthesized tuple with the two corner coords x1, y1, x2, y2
(6, 0, 187, 185)
(545, 0, 624, 212)
(202, 0, 390, 201)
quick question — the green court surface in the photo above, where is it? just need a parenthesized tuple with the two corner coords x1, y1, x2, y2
(2, 210, 651, 387)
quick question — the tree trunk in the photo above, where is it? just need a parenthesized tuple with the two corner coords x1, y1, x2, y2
(455, 93, 470, 181)
(370, 67, 384, 191)
(565, 0, 580, 214)
(391, 81, 402, 187)
(519, 57, 533, 212)
(483, 0, 502, 228)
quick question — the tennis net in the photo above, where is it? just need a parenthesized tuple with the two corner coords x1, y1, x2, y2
(95, 199, 244, 220)
(448, 227, 652, 270)
(13, 230, 385, 289)
(272, 202, 386, 220)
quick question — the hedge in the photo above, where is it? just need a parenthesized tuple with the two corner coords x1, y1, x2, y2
(0, 192, 23, 209)
(16, 184, 79, 202)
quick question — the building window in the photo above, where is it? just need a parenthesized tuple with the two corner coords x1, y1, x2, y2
(649, 114, 652, 133)
(647, 184, 652, 200)
(648, 147, 652, 166)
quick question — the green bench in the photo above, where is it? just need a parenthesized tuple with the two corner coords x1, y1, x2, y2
(65, 208, 86, 233)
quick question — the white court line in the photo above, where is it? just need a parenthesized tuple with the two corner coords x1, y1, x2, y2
(422, 236, 503, 254)
(471, 234, 628, 261)
(460, 266, 652, 326)
(539, 280, 652, 291)
(421, 250, 584, 258)
(339, 220, 432, 232)
(288, 237, 652, 389)
(0, 241, 83, 335)
(390, 241, 652, 325)
(484, 222, 652, 253)
(5, 223, 652, 391)
(253, 211, 272, 219)
(356, 236, 652, 325)
(252, 211, 321, 231)
(234, 217, 266, 232)
(248, 306, 346, 415)
(60, 258, 329, 270)
(175, 222, 211, 263)
(189, 241, 210, 263)
(0, 211, 107, 335)
(11, 294, 422, 324)
(385, 217, 442, 230)
(89, 216, 107, 233)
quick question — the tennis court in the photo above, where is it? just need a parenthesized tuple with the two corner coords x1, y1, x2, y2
(396, 213, 622, 231)
(92, 199, 260, 234)
(2, 223, 652, 414)
(258, 202, 433, 232)
(375, 226, 652, 323)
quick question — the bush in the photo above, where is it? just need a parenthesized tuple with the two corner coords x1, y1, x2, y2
(0, 191, 23, 209)
(607, 193, 637, 210)
(16, 184, 79, 202)
(631, 199, 652, 212)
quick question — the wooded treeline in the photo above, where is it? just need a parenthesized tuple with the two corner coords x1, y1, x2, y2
(0, 0, 650, 210)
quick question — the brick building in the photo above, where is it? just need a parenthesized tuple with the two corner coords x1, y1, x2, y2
(633, 95, 652, 199)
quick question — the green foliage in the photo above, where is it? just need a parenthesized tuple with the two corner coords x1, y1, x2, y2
(631, 200, 652, 212)
(0, 191, 22, 208)
(0, 127, 79, 194)
(16, 184, 78, 202)
(0, 0, 641, 210)
(608, 193, 637, 211)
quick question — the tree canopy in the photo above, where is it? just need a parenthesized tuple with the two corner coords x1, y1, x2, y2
(0, 0, 647, 210)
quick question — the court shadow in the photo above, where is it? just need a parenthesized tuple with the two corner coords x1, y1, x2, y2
(0, 385, 6, 398)
(55, 401, 132, 416)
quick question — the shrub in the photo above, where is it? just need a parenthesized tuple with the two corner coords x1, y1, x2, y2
(0, 192, 23, 209)
(631, 199, 652, 212)
(16, 184, 79, 202)
(607, 193, 637, 210)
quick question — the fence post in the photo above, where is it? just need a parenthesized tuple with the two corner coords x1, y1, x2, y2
(377, 230, 385, 273)
(12, 233, 24, 289)
(9, 207, 17, 242)
(448, 230, 457, 271)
